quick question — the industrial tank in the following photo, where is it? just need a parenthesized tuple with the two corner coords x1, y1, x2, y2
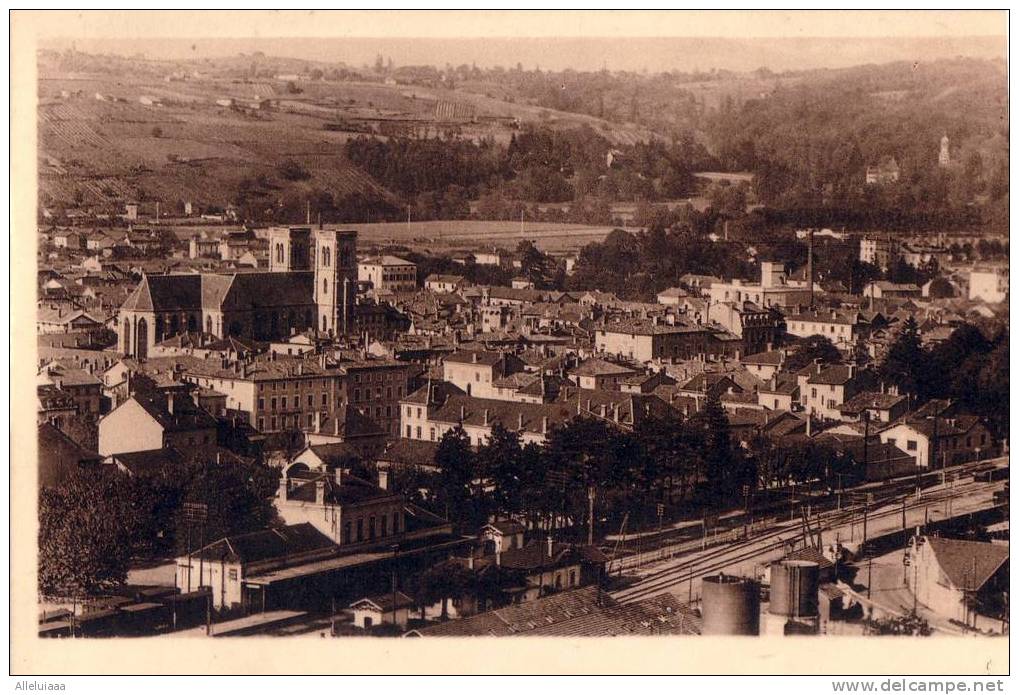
(769, 560, 819, 618)
(701, 573, 761, 635)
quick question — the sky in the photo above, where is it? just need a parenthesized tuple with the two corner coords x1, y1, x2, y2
(29, 10, 1008, 73)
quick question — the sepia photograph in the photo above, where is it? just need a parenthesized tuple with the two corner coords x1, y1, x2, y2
(9, 8, 1011, 681)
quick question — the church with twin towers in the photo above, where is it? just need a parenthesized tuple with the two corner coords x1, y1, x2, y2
(118, 227, 358, 359)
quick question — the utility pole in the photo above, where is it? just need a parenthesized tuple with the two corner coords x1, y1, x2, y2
(867, 556, 873, 599)
(587, 486, 596, 546)
(391, 544, 399, 626)
(807, 227, 814, 309)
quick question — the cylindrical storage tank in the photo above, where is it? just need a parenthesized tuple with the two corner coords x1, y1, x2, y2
(769, 560, 819, 618)
(701, 573, 761, 635)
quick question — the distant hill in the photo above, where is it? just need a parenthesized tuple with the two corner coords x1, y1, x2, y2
(43, 35, 1006, 73)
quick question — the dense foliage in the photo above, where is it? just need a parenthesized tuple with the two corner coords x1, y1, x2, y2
(39, 458, 280, 597)
(417, 411, 850, 543)
(880, 321, 1010, 437)
(566, 226, 755, 300)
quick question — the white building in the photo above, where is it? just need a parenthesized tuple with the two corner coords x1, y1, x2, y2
(707, 262, 813, 309)
(968, 268, 1008, 304)
(358, 256, 417, 293)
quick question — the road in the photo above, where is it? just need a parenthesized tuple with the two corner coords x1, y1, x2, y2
(610, 461, 1007, 606)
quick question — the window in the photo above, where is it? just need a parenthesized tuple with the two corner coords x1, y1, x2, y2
(392, 512, 400, 534)
(228, 569, 238, 581)
(429, 428, 435, 441)
(356, 519, 363, 542)
(353, 388, 360, 401)
(811, 388, 817, 399)
(343, 522, 351, 545)
(258, 398, 265, 411)
(307, 413, 314, 427)
(281, 396, 287, 409)
(307, 394, 313, 407)
(907, 440, 917, 451)
(258, 417, 264, 430)
(887, 438, 896, 448)
(386, 405, 391, 417)
(368, 516, 376, 539)
(569, 570, 576, 587)
(416, 407, 422, 418)
(416, 426, 422, 438)
(271, 416, 277, 430)
(322, 393, 328, 406)
(323, 278, 328, 293)
(381, 515, 388, 537)
(406, 425, 412, 437)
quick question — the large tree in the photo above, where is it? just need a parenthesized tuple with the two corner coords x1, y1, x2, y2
(784, 334, 842, 373)
(434, 426, 479, 534)
(879, 316, 927, 399)
(39, 471, 136, 597)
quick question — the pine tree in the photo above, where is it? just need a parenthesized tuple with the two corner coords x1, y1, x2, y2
(879, 316, 926, 398)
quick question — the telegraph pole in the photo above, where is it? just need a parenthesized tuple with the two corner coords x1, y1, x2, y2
(807, 227, 815, 308)
(587, 486, 596, 546)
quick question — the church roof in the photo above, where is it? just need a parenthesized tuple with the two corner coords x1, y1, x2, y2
(120, 271, 316, 314)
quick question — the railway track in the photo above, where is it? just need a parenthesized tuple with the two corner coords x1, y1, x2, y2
(611, 474, 1004, 605)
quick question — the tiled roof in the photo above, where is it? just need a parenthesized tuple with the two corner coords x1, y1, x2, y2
(839, 391, 907, 414)
(285, 471, 396, 507)
(38, 422, 101, 488)
(191, 523, 336, 565)
(410, 586, 700, 637)
(570, 357, 636, 377)
(807, 364, 855, 386)
(350, 591, 416, 612)
(378, 438, 440, 468)
(128, 391, 218, 433)
(742, 349, 785, 366)
(926, 537, 1009, 591)
(599, 318, 705, 336)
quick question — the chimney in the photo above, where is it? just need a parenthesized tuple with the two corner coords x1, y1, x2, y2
(278, 474, 288, 500)
(334, 466, 344, 486)
(806, 417, 812, 437)
(378, 469, 388, 491)
(546, 534, 554, 558)
(600, 404, 607, 417)
(460, 405, 466, 422)
(495, 549, 501, 566)
(166, 393, 174, 415)
(315, 478, 325, 505)
(483, 408, 489, 425)
(542, 416, 548, 434)
(518, 412, 524, 430)
(471, 352, 478, 363)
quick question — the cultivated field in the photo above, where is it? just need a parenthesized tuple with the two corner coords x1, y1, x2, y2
(38, 54, 657, 212)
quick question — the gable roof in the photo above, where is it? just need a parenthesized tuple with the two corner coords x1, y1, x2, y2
(190, 523, 336, 565)
(37, 422, 102, 488)
(350, 591, 416, 612)
(926, 536, 1009, 591)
